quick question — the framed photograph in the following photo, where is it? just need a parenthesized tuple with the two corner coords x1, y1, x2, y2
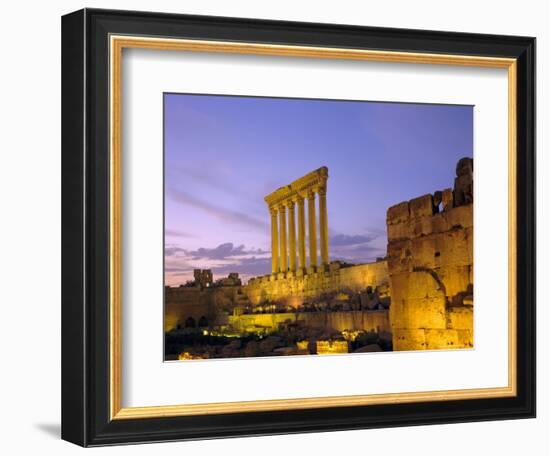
(62, 8, 536, 446)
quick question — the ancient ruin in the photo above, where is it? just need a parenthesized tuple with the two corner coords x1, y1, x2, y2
(387, 157, 474, 351)
(265, 166, 330, 274)
(165, 159, 474, 359)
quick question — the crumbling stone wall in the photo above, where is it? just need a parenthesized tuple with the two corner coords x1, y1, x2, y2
(193, 269, 213, 288)
(164, 285, 247, 331)
(387, 157, 474, 351)
(227, 309, 390, 335)
(165, 261, 390, 336)
(245, 260, 389, 306)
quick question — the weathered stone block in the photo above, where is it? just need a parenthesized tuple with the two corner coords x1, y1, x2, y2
(390, 271, 445, 301)
(390, 296, 447, 329)
(411, 218, 432, 238)
(387, 239, 413, 274)
(447, 306, 473, 330)
(387, 201, 410, 225)
(410, 236, 437, 269)
(454, 175, 473, 207)
(437, 229, 472, 268)
(421, 329, 472, 350)
(259, 335, 284, 352)
(438, 265, 471, 298)
(456, 329, 474, 348)
(424, 329, 460, 350)
(354, 344, 382, 353)
(393, 329, 427, 351)
(387, 222, 411, 241)
(409, 194, 434, 219)
(442, 188, 453, 211)
(316, 340, 349, 355)
(429, 212, 451, 234)
(447, 204, 473, 229)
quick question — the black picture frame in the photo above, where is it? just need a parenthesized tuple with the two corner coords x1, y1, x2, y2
(62, 8, 536, 447)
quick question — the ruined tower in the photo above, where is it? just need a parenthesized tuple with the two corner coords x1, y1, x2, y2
(386, 157, 474, 351)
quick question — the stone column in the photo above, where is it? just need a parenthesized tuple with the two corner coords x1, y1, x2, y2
(307, 190, 317, 268)
(296, 196, 306, 270)
(270, 207, 279, 274)
(318, 187, 329, 267)
(278, 205, 288, 272)
(287, 200, 297, 272)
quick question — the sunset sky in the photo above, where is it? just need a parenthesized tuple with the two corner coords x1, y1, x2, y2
(164, 93, 473, 286)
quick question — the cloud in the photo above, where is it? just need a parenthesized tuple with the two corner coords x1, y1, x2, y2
(164, 241, 271, 285)
(211, 256, 271, 278)
(329, 233, 375, 246)
(165, 228, 195, 238)
(168, 188, 266, 230)
(169, 164, 253, 201)
(164, 229, 387, 286)
(164, 245, 187, 257)
(329, 230, 386, 263)
(165, 255, 272, 286)
(332, 243, 385, 261)
(187, 243, 269, 260)
(165, 266, 192, 272)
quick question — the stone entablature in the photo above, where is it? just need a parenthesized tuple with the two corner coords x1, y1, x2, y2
(264, 166, 329, 207)
(265, 167, 329, 274)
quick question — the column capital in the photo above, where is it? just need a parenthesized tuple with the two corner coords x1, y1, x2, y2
(306, 188, 316, 199)
(292, 193, 305, 204)
(285, 198, 296, 209)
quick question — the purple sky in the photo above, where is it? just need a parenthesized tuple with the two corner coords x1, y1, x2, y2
(164, 93, 473, 286)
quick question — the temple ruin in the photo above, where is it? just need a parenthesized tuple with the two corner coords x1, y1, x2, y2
(165, 159, 474, 359)
(265, 166, 330, 274)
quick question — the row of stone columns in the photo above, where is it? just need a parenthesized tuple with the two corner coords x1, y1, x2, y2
(269, 189, 329, 274)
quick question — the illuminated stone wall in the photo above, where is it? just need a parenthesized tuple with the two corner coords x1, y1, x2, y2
(164, 260, 388, 332)
(227, 309, 390, 334)
(164, 285, 247, 331)
(165, 260, 390, 335)
(316, 340, 349, 354)
(245, 260, 389, 306)
(387, 161, 474, 351)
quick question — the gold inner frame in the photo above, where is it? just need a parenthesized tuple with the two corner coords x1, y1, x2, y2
(109, 35, 517, 420)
